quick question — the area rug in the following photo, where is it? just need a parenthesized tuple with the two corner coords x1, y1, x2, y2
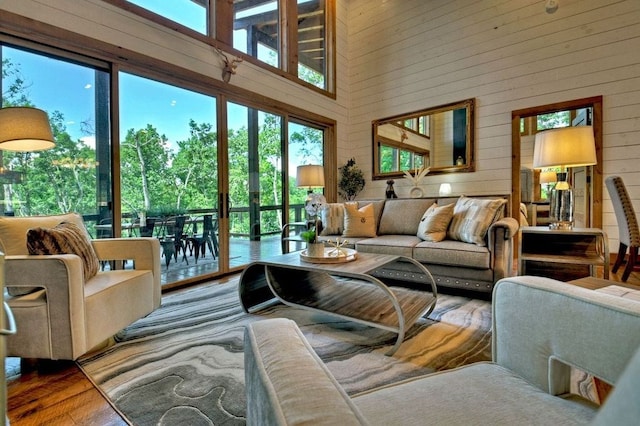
(78, 278, 492, 425)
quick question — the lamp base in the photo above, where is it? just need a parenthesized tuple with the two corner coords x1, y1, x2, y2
(549, 221, 573, 230)
(549, 184, 574, 230)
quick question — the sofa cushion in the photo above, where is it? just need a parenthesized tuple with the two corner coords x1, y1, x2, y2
(416, 202, 455, 242)
(27, 221, 100, 281)
(356, 235, 421, 258)
(413, 239, 490, 269)
(0, 212, 88, 256)
(352, 362, 597, 425)
(378, 198, 435, 235)
(343, 202, 377, 237)
(447, 196, 506, 246)
(319, 203, 345, 236)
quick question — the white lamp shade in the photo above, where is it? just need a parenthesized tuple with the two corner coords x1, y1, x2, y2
(539, 170, 557, 184)
(0, 107, 55, 151)
(439, 183, 452, 196)
(532, 126, 596, 169)
(296, 165, 325, 188)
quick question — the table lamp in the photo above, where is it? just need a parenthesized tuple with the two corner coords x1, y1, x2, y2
(533, 126, 596, 229)
(0, 107, 56, 151)
(296, 164, 326, 220)
(439, 183, 452, 196)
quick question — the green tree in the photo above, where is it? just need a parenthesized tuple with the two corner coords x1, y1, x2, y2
(18, 111, 98, 215)
(120, 125, 173, 215)
(172, 120, 218, 210)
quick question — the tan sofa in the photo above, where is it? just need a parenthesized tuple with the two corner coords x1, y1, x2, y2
(312, 196, 519, 294)
(0, 213, 161, 360)
(244, 276, 640, 425)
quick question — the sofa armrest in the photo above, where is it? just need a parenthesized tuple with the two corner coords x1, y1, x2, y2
(6, 255, 88, 358)
(493, 276, 640, 396)
(244, 318, 369, 426)
(91, 237, 161, 306)
(489, 217, 519, 241)
(487, 217, 519, 281)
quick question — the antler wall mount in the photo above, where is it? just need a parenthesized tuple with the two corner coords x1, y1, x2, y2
(213, 47, 243, 83)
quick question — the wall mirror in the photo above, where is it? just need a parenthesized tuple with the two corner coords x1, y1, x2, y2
(511, 96, 603, 229)
(372, 98, 475, 179)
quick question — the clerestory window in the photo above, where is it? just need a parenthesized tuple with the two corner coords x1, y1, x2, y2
(107, 0, 334, 94)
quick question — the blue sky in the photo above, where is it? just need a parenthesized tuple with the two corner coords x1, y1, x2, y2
(6, 46, 217, 150)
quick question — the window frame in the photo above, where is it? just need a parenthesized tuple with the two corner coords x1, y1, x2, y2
(0, 8, 338, 227)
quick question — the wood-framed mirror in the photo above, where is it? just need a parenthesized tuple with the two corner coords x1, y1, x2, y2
(511, 96, 603, 229)
(372, 98, 475, 179)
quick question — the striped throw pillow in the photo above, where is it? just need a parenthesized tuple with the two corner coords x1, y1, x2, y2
(447, 197, 506, 246)
(319, 203, 345, 236)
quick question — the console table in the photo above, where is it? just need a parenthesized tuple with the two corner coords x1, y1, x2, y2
(519, 226, 609, 281)
(238, 252, 437, 355)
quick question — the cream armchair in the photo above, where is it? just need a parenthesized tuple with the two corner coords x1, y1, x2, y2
(0, 213, 161, 360)
(245, 276, 640, 425)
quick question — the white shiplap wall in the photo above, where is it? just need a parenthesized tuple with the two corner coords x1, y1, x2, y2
(347, 0, 640, 252)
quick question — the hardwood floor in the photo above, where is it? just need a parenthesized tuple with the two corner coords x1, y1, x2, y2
(6, 268, 640, 425)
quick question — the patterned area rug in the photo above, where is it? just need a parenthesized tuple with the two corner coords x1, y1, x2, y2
(78, 278, 492, 425)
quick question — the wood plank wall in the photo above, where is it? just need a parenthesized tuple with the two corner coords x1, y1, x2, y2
(346, 0, 640, 253)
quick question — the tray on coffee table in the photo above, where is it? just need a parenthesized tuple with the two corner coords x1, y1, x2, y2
(300, 247, 357, 263)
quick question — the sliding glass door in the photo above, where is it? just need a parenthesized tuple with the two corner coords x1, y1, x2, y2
(226, 102, 285, 269)
(119, 72, 220, 286)
(1, 39, 331, 289)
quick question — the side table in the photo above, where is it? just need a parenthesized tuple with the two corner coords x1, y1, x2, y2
(519, 226, 609, 281)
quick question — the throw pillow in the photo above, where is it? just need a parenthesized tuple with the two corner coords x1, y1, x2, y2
(26, 221, 100, 281)
(342, 202, 377, 238)
(319, 203, 345, 236)
(416, 202, 455, 242)
(447, 196, 507, 246)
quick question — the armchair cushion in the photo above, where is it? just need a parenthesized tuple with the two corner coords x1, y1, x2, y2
(27, 221, 99, 281)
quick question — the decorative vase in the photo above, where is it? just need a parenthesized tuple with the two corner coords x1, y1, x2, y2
(409, 186, 424, 198)
(306, 242, 325, 257)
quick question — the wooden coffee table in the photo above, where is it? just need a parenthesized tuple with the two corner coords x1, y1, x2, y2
(238, 252, 437, 355)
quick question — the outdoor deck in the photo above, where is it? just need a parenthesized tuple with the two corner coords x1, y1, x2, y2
(159, 235, 304, 287)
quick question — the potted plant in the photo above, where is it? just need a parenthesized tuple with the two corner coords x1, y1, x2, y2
(338, 158, 365, 201)
(301, 226, 324, 257)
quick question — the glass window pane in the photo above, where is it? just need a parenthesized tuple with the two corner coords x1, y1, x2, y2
(297, 0, 326, 89)
(126, 0, 208, 34)
(288, 121, 324, 225)
(379, 145, 397, 173)
(537, 111, 571, 131)
(233, 0, 279, 67)
(1, 45, 110, 237)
